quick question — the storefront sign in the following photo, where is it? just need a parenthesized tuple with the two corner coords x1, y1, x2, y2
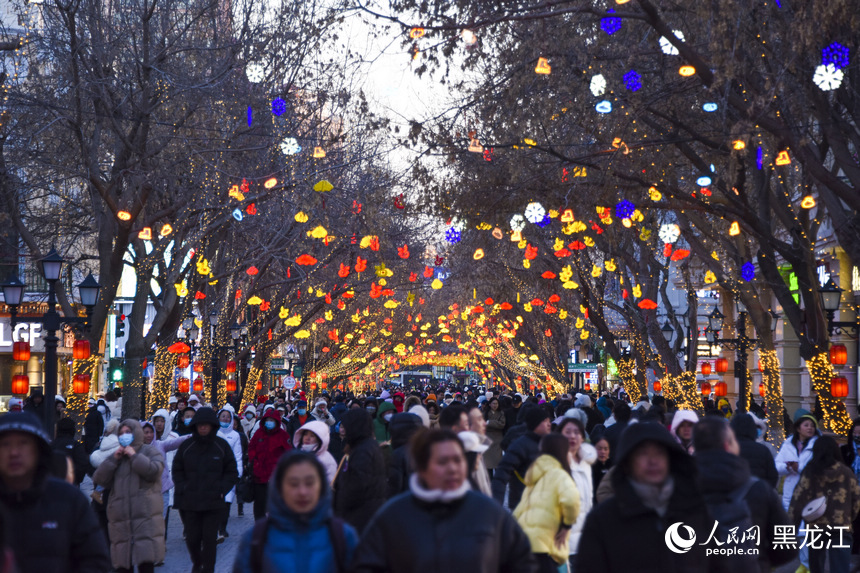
(0, 320, 45, 353)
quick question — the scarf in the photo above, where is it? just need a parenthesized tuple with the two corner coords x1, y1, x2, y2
(629, 476, 675, 517)
(409, 474, 471, 503)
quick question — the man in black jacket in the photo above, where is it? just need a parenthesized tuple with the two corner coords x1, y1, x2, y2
(173, 407, 239, 573)
(491, 408, 550, 509)
(730, 412, 778, 487)
(0, 411, 109, 573)
(386, 412, 423, 498)
(601, 401, 631, 462)
(51, 417, 92, 486)
(333, 408, 386, 533)
(82, 401, 105, 454)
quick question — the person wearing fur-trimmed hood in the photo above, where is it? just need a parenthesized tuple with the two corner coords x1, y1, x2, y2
(292, 420, 338, 484)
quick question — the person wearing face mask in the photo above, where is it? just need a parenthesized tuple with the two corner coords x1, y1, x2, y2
(364, 397, 379, 420)
(174, 406, 197, 436)
(248, 408, 292, 519)
(93, 419, 165, 573)
(241, 405, 256, 438)
(731, 412, 778, 487)
(311, 399, 336, 428)
(292, 420, 338, 483)
(373, 400, 397, 444)
(285, 400, 310, 440)
(216, 408, 244, 543)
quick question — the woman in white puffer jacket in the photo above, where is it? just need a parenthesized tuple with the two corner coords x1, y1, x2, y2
(557, 414, 595, 568)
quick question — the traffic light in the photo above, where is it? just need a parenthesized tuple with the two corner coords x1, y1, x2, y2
(116, 313, 126, 338)
(109, 357, 124, 387)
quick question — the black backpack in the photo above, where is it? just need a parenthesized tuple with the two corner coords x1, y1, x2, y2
(250, 515, 347, 572)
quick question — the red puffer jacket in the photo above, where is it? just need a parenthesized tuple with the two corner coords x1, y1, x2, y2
(248, 409, 291, 484)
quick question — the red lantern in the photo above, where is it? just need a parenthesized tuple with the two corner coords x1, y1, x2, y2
(73, 373, 91, 394)
(529, 383, 535, 391)
(225, 361, 237, 373)
(653, 381, 662, 393)
(193, 362, 205, 373)
(177, 377, 190, 393)
(715, 357, 728, 373)
(321, 382, 328, 390)
(584, 383, 591, 392)
(831, 377, 849, 398)
(310, 383, 318, 390)
(701, 362, 712, 376)
(177, 355, 190, 369)
(256, 380, 263, 391)
(11, 374, 29, 395)
(73, 340, 91, 360)
(831, 344, 848, 366)
(758, 382, 766, 398)
(714, 382, 728, 397)
(193, 376, 204, 393)
(700, 382, 712, 395)
(225, 379, 237, 393)
(12, 341, 30, 362)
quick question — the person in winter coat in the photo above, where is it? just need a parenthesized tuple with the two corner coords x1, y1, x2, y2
(141, 419, 189, 524)
(492, 408, 551, 509)
(790, 436, 860, 573)
(248, 408, 292, 519)
(776, 410, 820, 515)
(574, 394, 604, 434)
(51, 417, 92, 486)
(83, 401, 105, 454)
(600, 401, 631, 463)
(669, 409, 697, 455)
(352, 428, 536, 573)
(841, 417, 860, 557)
(330, 396, 348, 424)
(172, 407, 239, 573)
(514, 433, 580, 572)
(731, 412, 779, 488)
(372, 400, 397, 443)
(292, 420, 338, 484)
(93, 419, 165, 573)
(484, 398, 506, 472)
(386, 413, 424, 499)
(591, 436, 611, 503)
(240, 405, 256, 438)
(575, 422, 715, 573)
(557, 417, 595, 568)
(232, 451, 359, 573)
(217, 408, 244, 541)
(332, 408, 386, 534)
(173, 406, 197, 436)
(694, 416, 795, 573)
(285, 400, 310, 439)
(310, 399, 336, 428)
(0, 412, 110, 573)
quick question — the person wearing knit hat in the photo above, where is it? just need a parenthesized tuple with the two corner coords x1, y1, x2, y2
(491, 406, 552, 508)
(425, 393, 437, 405)
(7, 397, 23, 413)
(311, 398, 336, 427)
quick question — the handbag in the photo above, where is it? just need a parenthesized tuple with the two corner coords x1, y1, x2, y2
(237, 464, 255, 504)
(802, 496, 827, 523)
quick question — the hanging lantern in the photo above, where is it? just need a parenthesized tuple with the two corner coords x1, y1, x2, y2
(700, 382, 712, 395)
(73, 373, 91, 394)
(177, 355, 190, 369)
(225, 360, 237, 373)
(653, 381, 662, 393)
(831, 377, 849, 398)
(73, 340, 91, 360)
(256, 380, 263, 391)
(225, 379, 237, 393)
(193, 362, 205, 373)
(715, 357, 728, 373)
(193, 376, 204, 393)
(830, 344, 848, 366)
(758, 382, 766, 398)
(12, 341, 30, 362)
(321, 382, 328, 390)
(757, 359, 763, 371)
(310, 383, 318, 390)
(11, 374, 29, 395)
(177, 377, 190, 393)
(701, 362, 712, 376)
(714, 382, 728, 397)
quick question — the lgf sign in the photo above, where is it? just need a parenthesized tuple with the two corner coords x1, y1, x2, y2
(0, 319, 44, 353)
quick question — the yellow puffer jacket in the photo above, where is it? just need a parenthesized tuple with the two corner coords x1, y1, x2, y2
(513, 454, 580, 564)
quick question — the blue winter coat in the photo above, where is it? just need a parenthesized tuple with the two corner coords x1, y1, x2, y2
(232, 463, 358, 573)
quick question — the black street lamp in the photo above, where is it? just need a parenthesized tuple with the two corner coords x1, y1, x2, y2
(1, 249, 100, 431)
(707, 302, 779, 413)
(819, 278, 859, 337)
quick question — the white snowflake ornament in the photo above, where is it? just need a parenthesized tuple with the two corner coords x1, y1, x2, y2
(813, 63, 844, 91)
(658, 223, 681, 244)
(524, 202, 546, 224)
(590, 74, 607, 97)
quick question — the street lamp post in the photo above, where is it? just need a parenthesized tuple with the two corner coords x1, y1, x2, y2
(1, 249, 100, 432)
(819, 278, 860, 337)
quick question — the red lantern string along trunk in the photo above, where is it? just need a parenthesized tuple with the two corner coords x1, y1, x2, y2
(701, 362, 712, 376)
(831, 377, 849, 398)
(177, 355, 190, 369)
(73, 340, 91, 360)
(831, 344, 848, 366)
(225, 361, 237, 373)
(193, 362, 205, 373)
(758, 382, 766, 398)
(177, 378, 190, 394)
(12, 341, 30, 362)
(11, 375, 29, 395)
(73, 374, 91, 394)
(714, 382, 728, 397)
(193, 377, 204, 393)
(701, 382, 712, 396)
(715, 357, 728, 373)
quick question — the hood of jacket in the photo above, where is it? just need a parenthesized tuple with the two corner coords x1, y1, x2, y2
(670, 409, 699, 438)
(151, 408, 170, 423)
(259, 408, 283, 432)
(576, 442, 598, 465)
(118, 419, 145, 449)
(342, 408, 374, 447)
(0, 412, 52, 484)
(190, 407, 219, 438)
(292, 420, 331, 451)
(266, 452, 334, 531)
(729, 412, 759, 441)
(524, 454, 565, 486)
(695, 449, 751, 496)
(217, 407, 237, 429)
(376, 400, 397, 419)
(612, 421, 694, 488)
(389, 413, 423, 449)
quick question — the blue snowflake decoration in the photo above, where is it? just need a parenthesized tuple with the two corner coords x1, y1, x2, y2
(601, 9, 622, 35)
(756, 146, 763, 170)
(536, 214, 551, 228)
(247, 106, 252, 126)
(822, 43, 849, 70)
(271, 98, 286, 116)
(741, 262, 755, 282)
(615, 200, 635, 219)
(445, 227, 462, 244)
(623, 70, 641, 92)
